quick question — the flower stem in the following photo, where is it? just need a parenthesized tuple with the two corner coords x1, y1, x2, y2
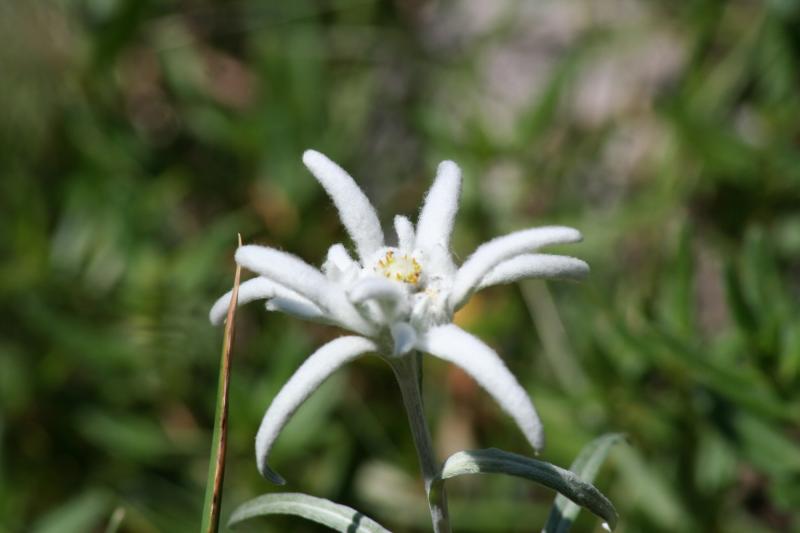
(389, 353, 451, 533)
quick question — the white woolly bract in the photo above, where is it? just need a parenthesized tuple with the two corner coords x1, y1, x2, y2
(449, 226, 582, 311)
(349, 276, 406, 306)
(255, 336, 377, 483)
(235, 245, 374, 335)
(209, 277, 314, 325)
(478, 254, 590, 290)
(303, 150, 384, 262)
(394, 215, 415, 252)
(324, 243, 358, 271)
(265, 297, 327, 321)
(322, 243, 360, 285)
(349, 276, 410, 325)
(235, 245, 330, 305)
(415, 160, 461, 255)
(416, 324, 545, 452)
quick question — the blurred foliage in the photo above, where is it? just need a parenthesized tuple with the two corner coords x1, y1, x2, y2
(2, 0, 800, 531)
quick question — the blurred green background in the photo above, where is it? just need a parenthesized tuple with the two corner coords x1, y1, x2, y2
(3, 0, 800, 531)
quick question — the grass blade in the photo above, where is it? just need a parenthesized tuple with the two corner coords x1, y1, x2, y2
(104, 507, 126, 533)
(200, 235, 242, 533)
(227, 492, 391, 532)
(544, 433, 625, 533)
(432, 448, 617, 531)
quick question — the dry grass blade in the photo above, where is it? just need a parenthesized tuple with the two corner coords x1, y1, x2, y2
(201, 234, 243, 533)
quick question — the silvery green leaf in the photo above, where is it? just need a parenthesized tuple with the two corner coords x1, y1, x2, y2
(432, 448, 617, 531)
(544, 433, 625, 533)
(227, 492, 391, 533)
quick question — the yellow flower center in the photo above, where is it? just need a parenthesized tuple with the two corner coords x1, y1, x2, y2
(375, 250, 421, 285)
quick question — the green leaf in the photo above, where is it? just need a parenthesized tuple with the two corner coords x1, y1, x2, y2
(735, 412, 800, 475)
(544, 433, 625, 533)
(658, 227, 694, 338)
(227, 492, 391, 532)
(32, 490, 112, 533)
(431, 448, 618, 531)
(612, 446, 692, 530)
(723, 261, 758, 334)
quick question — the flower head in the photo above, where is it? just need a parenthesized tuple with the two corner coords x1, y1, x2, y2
(210, 150, 588, 483)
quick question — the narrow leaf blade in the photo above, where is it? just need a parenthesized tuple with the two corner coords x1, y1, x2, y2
(434, 448, 617, 531)
(544, 433, 625, 533)
(227, 493, 391, 533)
(103, 507, 126, 533)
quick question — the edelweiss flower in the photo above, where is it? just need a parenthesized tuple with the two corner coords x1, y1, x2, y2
(210, 150, 588, 484)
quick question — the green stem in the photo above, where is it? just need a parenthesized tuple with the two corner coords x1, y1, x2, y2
(389, 353, 451, 533)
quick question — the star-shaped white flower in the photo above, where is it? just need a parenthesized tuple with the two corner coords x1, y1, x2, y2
(210, 150, 588, 484)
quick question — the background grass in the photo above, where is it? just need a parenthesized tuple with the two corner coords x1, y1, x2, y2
(2, 0, 800, 531)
